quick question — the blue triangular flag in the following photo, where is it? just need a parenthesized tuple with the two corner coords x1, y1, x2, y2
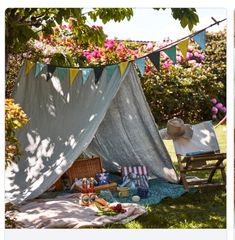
(57, 67, 68, 81)
(192, 30, 206, 50)
(81, 68, 92, 84)
(135, 58, 145, 76)
(35, 63, 45, 78)
(148, 51, 160, 71)
(163, 45, 176, 64)
(94, 66, 105, 84)
(106, 65, 118, 80)
(46, 65, 56, 81)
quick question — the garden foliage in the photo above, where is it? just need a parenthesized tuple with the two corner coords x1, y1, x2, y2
(5, 19, 226, 126)
(5, 99, 29, 168)
(142, 30, 226, 126)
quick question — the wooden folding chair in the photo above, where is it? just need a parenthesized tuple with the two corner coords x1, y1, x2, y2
(172, 121, 226, 191)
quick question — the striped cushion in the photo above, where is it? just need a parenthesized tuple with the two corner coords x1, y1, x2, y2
(121, 165, 149, 189)
(121, 165, 148, 176)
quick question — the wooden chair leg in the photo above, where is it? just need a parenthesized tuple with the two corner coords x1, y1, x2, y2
(177, 155, 189, 191)
(207, 170, 216, 183)
(220, 168, 226, 184)
(180, 173, 189, 191)
(208, 158, 225, 183)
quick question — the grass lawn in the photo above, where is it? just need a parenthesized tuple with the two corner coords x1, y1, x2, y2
(105, 124, 227, 229)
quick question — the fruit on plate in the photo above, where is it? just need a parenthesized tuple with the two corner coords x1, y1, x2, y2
(110, 203, 126, 213)
(95, 202, 126, 216)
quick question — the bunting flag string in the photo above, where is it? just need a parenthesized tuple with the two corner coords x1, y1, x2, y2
(69, 68, 80, 85)
(119, 61, 129, 77)
(177, 38, 189, 59)
(148, 51, 160, 71)
(46, 65, 56, 81)
(163, 45, 176, 64)
(94, 66, 105, 84)
(57, 67, 68, 81)
(81, 68, 93, 84)
(25, 61, 34, 75)
(192, 30, 206, 50)
(35, 63, 46, 78)
(106, 64, 118, 80)
(135, 58, 145, 76)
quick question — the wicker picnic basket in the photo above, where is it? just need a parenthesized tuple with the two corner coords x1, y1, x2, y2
(54, 156, 117, 192)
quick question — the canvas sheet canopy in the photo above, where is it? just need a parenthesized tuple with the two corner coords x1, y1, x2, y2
(5, 61, 178, 205)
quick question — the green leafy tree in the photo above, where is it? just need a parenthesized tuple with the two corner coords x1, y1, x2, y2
(5, 8, 199, 68)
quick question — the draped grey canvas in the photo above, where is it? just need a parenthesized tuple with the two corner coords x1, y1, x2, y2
(86, 67, 178, 182)
(5, 62, 178, 205)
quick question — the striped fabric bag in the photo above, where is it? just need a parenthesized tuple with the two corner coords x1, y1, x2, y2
(121, 165, 149, 189)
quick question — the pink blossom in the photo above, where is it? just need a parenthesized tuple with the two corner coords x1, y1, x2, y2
(215, 103, 223, 109)
(117, 42, 124, 50)
(197, 53, 205, 60)
(146, 70, 153, 76)
(146, 65, 151, 71)
(104, 39, 115, 50)
(221, 106, 226, 112)
(48, 34, 53, 40)
(188, 60, 197, 64)
(188, 45, 193, 52)
(212, 106, 218, 114)
(193, 51, 199, 58)
(212, 114, 217, 120)
(34, 41, 44, 50)
(163, 60, 173, 69)
(186, 52, 193, 60)
(211, 98, 217, 104)
(146, 42, 153, 51)
(176, 55, 182, 62)
(44, 58, 50, 64)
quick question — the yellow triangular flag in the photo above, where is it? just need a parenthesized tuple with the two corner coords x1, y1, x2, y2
(70, 68, 80, 85)
(119, 61, 129, 77)
(178, 38, 189, 59)
(25, 61, 34, 75)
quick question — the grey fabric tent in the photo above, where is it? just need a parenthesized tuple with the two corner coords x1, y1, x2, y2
(5, 62, 178, 205)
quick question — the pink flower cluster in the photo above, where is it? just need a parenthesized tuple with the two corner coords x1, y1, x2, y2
(32, 19, 206, 72)
(211, 98, 226, 120)
(186, 45, 205, 62)
(82, 49, 105, 62)
(81, 39, 142, 65)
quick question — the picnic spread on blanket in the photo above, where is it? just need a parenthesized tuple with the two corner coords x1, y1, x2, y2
(14, 194, 147, 228)
(11, 156, 189, 228)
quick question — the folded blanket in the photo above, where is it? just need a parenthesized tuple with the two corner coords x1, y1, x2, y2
(13, 193, 146, 228)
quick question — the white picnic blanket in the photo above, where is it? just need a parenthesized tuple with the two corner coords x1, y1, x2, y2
(13, 193, 147, 228)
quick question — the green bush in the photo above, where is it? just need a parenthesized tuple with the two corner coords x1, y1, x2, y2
(142, 30, 226, 127)
(5, 99, 29, 168)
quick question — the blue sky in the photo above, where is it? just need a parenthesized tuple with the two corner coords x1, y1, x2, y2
(86, 8, 226, 42)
